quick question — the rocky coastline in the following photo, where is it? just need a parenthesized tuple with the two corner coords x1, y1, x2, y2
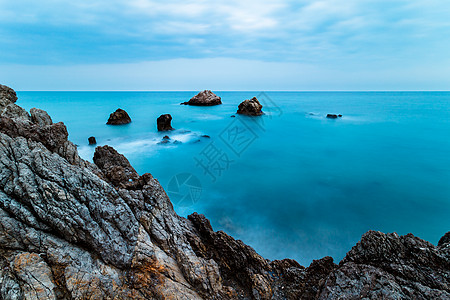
(0, 84, 449, 299)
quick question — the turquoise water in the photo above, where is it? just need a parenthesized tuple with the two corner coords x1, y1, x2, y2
(17, 91, 450, 265)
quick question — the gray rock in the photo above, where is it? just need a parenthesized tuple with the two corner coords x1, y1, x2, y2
(30, 108, 53, 126)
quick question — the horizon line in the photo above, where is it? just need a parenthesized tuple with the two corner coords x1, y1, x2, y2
(16, 90, 450, 92)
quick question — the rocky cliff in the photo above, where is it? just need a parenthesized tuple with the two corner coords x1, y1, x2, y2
(0, 84, 449, 299)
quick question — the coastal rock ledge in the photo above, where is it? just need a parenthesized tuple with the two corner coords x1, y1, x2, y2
(0, 84, 449, 299)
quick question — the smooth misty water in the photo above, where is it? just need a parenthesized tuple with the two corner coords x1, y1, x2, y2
(17, 91, 450, 265)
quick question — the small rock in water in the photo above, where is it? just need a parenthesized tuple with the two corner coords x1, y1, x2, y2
(231, 115, 236, 118)
(107, 108, 131, 125)
(338, 114, 343, 117)
(181, 90, 222, 106)
(163, 135, 170, 140)
(201, 135, 210, 138)
(237, 97, 263, 116)
(157, 114, 174, 131)
(88, 136, 97, 145)
(326, 114, 338, 119)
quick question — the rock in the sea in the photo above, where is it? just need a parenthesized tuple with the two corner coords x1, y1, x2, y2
(163, 135, 170, 140)
(181, 90, 222, 106)
(157, 114, 174, 131)
(326, 114, 338, 119)
(1, 84, 449, 300)
(88, 136, 97, 145)
(107, 108, 131, 125)
(237, 97, 263, 116)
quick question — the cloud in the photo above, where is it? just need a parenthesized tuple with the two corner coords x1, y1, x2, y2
(1, 0, 450, 89)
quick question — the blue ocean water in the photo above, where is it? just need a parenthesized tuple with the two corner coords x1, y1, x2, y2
(17, 91, 450, 265)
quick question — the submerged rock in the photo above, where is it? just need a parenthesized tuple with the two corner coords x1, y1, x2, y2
(88, 136, 97, 145)
(1, 84, 449, 299)
(107, 108, 131, 125)
(181, 90, 222, 106)
(157, 114, 174, 131)
(237, 97, 263, 116)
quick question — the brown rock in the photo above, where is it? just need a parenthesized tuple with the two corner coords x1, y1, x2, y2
(107, 108, 131, 125)
(157, 114, 173, 131)
(237, 97, 263, 116)
(88, 136, 97, 145)
(181, 90, 222, 106)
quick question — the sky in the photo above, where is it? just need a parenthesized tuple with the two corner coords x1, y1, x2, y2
(1, 0, 450, 90)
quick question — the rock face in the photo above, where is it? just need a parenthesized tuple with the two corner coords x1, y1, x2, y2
(1, 83, 449, 299)
(182, 90, 222, 106)
(157, 114, 174, 131)
(107, 108, 131, 125)
(237, 97, 263, 116)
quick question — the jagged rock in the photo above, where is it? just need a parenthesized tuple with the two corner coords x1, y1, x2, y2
(0, 84, 17, 107)
(237, 97, 263, 116)
(157, 114, 173, 131)
(107, 108, 131, 125)
(30, 107, 53, 126)
(88, 136, 97, 145)
(181, 90, 222, 106)
(1, 85, 449, 299)
(438, 232, 450, 247)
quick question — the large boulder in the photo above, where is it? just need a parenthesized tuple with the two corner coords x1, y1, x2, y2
(107, 108, 131, 125)
(181, 90, 222, 106)
(157, 114, 174, 131)
(237, 97, 263, 116)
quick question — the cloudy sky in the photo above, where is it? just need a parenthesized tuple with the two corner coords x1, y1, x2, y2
(1, 0, 450, 90)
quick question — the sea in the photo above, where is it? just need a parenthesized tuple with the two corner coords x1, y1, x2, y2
(16, 91, 450, 266)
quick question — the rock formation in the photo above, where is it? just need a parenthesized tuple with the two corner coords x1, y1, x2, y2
(181, 90, 222, 106)
(88, 136, 97, 145)
(107, 108, 131, 125)
(326, 114, 342, 119)
(157, 114, 174, 131)
(0, 84, 449, 299)
(237, 97, 263, 116)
